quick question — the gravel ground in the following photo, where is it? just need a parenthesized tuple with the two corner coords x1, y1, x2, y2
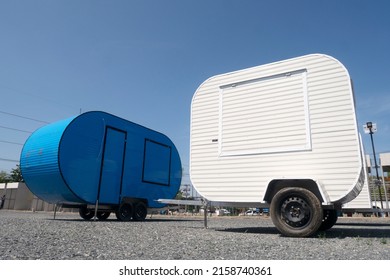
(0, 210, 389, 260)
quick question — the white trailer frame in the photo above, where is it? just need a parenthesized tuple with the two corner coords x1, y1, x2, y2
(190, 54, 366, 237)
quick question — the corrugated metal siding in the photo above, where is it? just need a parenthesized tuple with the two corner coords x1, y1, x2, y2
(343, 141, 372, 209)
(220, 69, 309, 155)
(20, 117, 84, 204)
(190, 54, 362, 203)
(343, 177, 371, 209)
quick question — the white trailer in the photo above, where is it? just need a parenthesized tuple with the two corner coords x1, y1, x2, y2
(190, 54, 366, 237)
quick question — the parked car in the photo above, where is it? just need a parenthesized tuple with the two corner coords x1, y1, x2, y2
(244, 210, 259, 216)
(220, 209, 231, 215)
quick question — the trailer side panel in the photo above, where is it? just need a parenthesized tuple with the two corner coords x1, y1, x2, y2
(190, 54, 363, 204)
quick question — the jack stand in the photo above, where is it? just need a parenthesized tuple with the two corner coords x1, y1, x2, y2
(202, 198, 210, 229)
(94, 200, 99, 221)
(53, 204, 58, 220)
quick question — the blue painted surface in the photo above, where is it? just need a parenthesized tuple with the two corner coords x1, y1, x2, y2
(20, 111, 182, 208)
(98, 127, 127, 205)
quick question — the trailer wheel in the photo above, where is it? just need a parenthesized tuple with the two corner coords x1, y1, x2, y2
(116, 202, 134, 221)
(133, 202, 147, 221)
(318, 209, 338, 231)
(79, 206, 95, 220)
(96, 211, 111, 221)
(270, 187, 323, 237)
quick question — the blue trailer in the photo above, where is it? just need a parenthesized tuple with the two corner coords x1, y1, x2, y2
(20, 111, 182, 221)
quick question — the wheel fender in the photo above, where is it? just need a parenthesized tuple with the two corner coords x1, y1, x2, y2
(263, 178, 329, 204)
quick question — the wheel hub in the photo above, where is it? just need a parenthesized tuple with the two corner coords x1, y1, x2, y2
(289, 206, 302, 218)
(281, 196, 311, 228)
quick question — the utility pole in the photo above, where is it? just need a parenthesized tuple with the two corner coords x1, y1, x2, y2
(364, 122, 384, 212)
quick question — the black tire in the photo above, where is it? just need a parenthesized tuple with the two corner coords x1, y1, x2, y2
(270, 187, 323, 237)
(318, 209, 338, 231)
(96, 211, 111, 221)
(133, 202, 148, 221)
(115, 202, 133, 221)
(79, 206, 95, 220)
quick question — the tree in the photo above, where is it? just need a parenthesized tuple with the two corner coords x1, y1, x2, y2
(175, 190, 184, 200)
(0, 171, 10, 183)
(0, 165, 23, 183)
(10, 164, 23, 182)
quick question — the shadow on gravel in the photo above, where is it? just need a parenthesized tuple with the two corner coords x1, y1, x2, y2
(216, 227, 280, 235)
(216, 225, 390, 239)
(48, 218, 198, 223)
(318, 227, 390, 239)
(336, 222, 390, 227)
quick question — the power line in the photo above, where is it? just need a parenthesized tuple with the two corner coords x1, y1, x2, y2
(0, 82, 80, 112)
(0, 157, 19, 163)
(0, 140, 24, 146)
(0, 125, 33, 134)
(0, 110, 49, 124)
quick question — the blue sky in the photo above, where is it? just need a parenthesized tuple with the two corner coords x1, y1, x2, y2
(0, 1, 389, 185)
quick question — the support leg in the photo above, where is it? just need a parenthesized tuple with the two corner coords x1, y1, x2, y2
(94, 200, 99, 221)
(54, 204, 57, 220)
(202, 199, 209, 229)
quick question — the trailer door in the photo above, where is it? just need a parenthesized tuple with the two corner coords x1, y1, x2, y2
(98, 127, 127, 205)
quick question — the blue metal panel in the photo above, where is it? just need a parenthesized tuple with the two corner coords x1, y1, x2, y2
(98, 127, 126, 204)
(20, 117, 85, 204)
(58, 112, 106, 203)
(20, 111, 182, 208)
(143, 139, 172, 186)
